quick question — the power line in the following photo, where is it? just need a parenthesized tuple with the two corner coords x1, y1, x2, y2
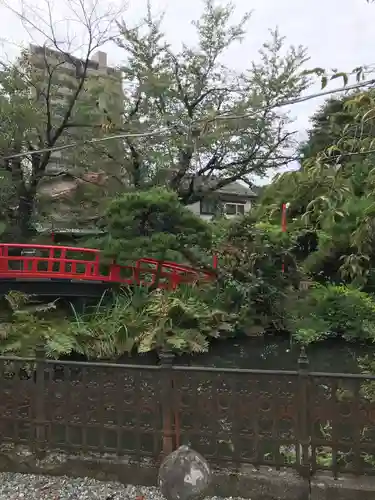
(278, 147, 375, 170)
(1, 78, 375, 162)
(210, 78, 375, 122)
(2, 129, 170, 161)
(321, 148, 375, 161)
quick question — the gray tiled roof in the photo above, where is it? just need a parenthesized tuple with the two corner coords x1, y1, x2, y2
(180, 176, 257, 198)
(217, 181, 256, 197)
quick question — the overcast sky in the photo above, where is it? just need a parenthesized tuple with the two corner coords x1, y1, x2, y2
(0, 0, 373, 181)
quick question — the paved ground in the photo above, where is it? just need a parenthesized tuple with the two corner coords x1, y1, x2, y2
(0, 473, 245, 500)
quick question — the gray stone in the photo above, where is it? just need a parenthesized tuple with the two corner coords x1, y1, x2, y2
(158, 445, 211, 500)
(311, 472, 375, 500)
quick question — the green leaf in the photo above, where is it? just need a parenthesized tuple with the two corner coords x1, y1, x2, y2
(330, 72, 349, 86)
(302, 67, 326, 77)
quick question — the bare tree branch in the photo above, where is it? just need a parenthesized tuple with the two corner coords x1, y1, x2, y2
(0, 0, 125, 237)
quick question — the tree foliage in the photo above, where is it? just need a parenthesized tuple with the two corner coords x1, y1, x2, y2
(4, 0, 375, 357)
(288, 284, 375, 345)
(101, 0, 309, 202)
(0, 0, 312, 240)
(259, 85, 375, 287)
(299, 95, 363, 162)
(212, 215, 301, 334)
(0, 0, 123, 240)
(96, 187, 213, 264)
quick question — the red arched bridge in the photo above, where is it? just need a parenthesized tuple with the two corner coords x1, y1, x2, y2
(0, 244, 217, 297)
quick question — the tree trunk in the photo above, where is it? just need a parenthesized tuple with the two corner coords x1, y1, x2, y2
(15, 186, 37, 242)
(4, 157, 38, 243)
(3, 189, 37, 243)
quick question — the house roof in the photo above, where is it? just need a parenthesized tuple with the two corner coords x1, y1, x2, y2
(179, 175, 257, 198)
(217, 181, 257, 198)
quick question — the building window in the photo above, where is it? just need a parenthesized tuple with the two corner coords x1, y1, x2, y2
(224, 203, 245, 215)
(200, 199, 218, 215)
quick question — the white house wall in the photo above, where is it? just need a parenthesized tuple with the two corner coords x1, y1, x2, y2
(187, 200, 252, 220)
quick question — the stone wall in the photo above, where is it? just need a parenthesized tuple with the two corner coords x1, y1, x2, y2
(0, 444, 373, 500)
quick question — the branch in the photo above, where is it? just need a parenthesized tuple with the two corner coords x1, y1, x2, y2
(208, 132, 295, 194)
(170, 54, 193, 117)
(179, 125, 294, 205)
(3, 0, 123, 176)
(43, 166, 125, 188)
(40, 47, 67, 144)
(125, 137, 143, 187)
(126, 92, 142, 121)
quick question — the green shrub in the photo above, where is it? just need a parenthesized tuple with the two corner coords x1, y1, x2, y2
(216, 218, 301, 333)
(288, 284, 375, 345)
(136, 285, 236, 354)
(0, 286, 237, 359)
(92, 187, 213, 265)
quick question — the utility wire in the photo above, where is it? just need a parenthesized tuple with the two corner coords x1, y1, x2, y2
(211, 78, 375, 122)
(321, 148, 375, 161)
(2, 78, 375, 162)
(2, 129, 170, 161)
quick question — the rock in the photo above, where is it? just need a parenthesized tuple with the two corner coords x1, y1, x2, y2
(158, 445, 211, 500)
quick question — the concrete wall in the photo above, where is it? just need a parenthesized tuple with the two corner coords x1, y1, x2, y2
(0, 445, 374, 500)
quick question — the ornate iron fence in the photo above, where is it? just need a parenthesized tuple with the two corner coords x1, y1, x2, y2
(0, 346, 375, 478)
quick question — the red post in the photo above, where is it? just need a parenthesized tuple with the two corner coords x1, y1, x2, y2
(170, 268, 179, 290)
(281, 203, 288, 273)
(109, 260, 121, 282)
(281, 203, 287, 233)
(212, 254, 218, 269)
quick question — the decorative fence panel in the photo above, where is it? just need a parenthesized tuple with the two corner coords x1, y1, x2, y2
(0, 347, 375, 478)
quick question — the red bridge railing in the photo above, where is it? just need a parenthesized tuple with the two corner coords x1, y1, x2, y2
(0, 244, 216, 290)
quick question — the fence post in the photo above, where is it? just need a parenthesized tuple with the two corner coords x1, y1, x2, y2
(159, 349, 175, 456)
(297, 347, 311, 478)
(34, 342, 46, 458)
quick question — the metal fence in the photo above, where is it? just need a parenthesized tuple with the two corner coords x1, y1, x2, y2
(1, 346, 375, 478)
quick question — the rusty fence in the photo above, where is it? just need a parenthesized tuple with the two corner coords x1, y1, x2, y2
(1, 346, 375, 478)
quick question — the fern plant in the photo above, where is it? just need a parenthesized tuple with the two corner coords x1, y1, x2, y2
(0, 287, 237, 360)
(0, 291, 76, 357)
(137, 287, 236, 354)
(68, 288, 148, 359)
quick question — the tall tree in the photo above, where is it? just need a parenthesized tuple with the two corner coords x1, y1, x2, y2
(299, 89, 375, 169)
(96, 0, 309, 204)
(98, 187, 212, 265)
(0, 0, 123, 240)
(258, 85, 375, 286)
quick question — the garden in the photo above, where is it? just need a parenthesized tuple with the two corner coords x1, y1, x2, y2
(2, 4, 375, 496)
(0, 0, 375, 374)
(5, 162, 375, 369)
